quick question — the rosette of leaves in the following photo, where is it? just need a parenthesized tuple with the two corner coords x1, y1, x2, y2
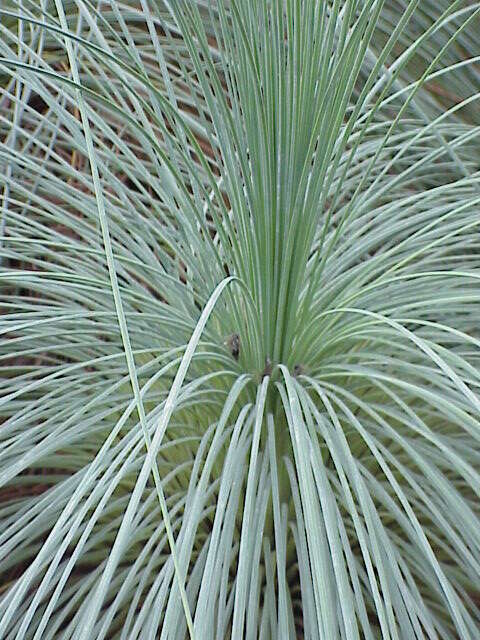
(1, 1, 480, 638)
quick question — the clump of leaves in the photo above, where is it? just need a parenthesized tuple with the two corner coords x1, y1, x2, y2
(1, 1, 480, 638)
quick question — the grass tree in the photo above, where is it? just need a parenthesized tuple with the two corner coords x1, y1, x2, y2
(1, 1, 480, 638)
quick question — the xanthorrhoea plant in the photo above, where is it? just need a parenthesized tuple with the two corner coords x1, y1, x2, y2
(1, 0, 480, 637)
